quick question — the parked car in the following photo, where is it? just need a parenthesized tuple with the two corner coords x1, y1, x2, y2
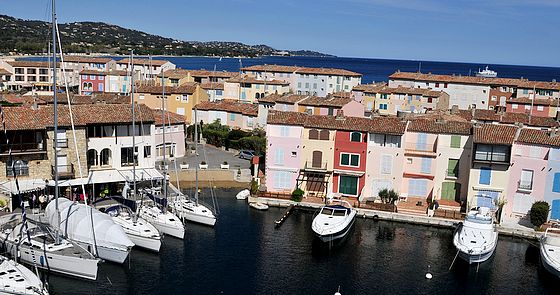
(239, 150, 256, 160)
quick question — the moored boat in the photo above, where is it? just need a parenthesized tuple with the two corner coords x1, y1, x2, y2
(249, 202, 268, 210)
(236, 189, 250, 200)
(311, 199, 356, 242)
(540, 227, 560, 278)
(453, 207, 498, 264)
(139, 204, 185, 239)
(0, 254, 49, 294)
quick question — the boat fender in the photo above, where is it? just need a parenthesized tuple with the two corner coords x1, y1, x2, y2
(425, 273, 432, 279)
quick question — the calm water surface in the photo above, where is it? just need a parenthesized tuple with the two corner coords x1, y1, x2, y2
(47, 188, 556, 295)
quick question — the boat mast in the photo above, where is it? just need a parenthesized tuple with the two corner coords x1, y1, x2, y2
(52, 0, 60, 244)
(194, 107, 199, 206)
(162, 70, 167, 202)
(131, 50, 137, 203)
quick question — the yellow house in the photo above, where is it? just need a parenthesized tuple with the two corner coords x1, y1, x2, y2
(224, 74, 290, 103)
(136, 83, 209, 124)
(158, 69, 238, 87)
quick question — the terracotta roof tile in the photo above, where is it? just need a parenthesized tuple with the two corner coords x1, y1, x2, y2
(195, 100, 258, 116)
(63, 56, 113, 64)
(0, 68, 11, 75)
(298, 96, 352, 107)
(516, 129, 560, 147)
(200, 82, 224, 90)
(136, 83, 197, 95)
(226, 74, 289, 86)
(7, 61, 60, 68)
(267, 110, 307, 126)
(473, 124, 518, 145)
(407, 118, 472, 135)
(116, 58, 170, 66)
(152, 109, 185, 126)
(506, 97, 557, 106)
(241, 64, 362, 77)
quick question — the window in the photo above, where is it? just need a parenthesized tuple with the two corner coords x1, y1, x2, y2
(339, 176, 358, 195)
(519, 170, 533, 190)
(99, 76, 104, 81)
(6, 159, 29, 176)
(369, 133, 401, 148)
(100, 148, 111, 166)
(435, 83, 440, 88)
(309, 129, 319, 140)
(379, 104, 388, 110)
(291, 151, 297, 157)
(305, 82, 309, 88)
(274, 149, 285, 165)
(350, 132, 362, 142)
(273, 171, 292, 189)
(216, 90, 223, 96)
(121, 147, 138, 166)
(408, 179, 427, 196)
(230, 113, 236, 121)
(474, 144, 510, 163)
(313, 83, 317, 89)
(319, 130, 330, 140)
(447, 159, 459, 177)
(441, 182, 459, 201)
(380, 155, 392, 174)
(537, 105, 544, 111)
(328, 108, 334, 116)
(98, 83, 104, 92)
(512, 104, 518, 109)
(444, 83, 448, 88)
(87, 149, 98, 167)
(280, 126, 289, 137)
(56, 129, 68, 148)
(479, 167, 491, 185)
(491, 96, 497, 101)
(554, 173, 560, 193)
(407, 158, 412, 164)
(340, 153, 359, 167)
(416, 133, 428, 151)
(144, 146, 151, 158)
(525, 105, 531, 110)
(182, 95, 188, 102)
(450, 135, 461, 148)
(421, 157, 432, 174)
(298, 82, 302, 88)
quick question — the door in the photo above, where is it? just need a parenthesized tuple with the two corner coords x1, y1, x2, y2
(441, 182, 460, 201)
(551, 200, 560, 221)
(312, 151, 322, 168)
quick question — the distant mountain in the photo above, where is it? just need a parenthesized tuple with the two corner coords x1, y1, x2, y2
(0, 15, 333, 57)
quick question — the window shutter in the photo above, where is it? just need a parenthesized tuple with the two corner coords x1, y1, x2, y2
(381, 155, 392, 174)
(447, 159, 459, 177)
(416, 133, 427, 151)
(450, 135, 461, 148)
(421, 158, 432, 174)
(553, 173, 560, 193)
(479, 167, 491, 185)
(520, 170, 533, 188)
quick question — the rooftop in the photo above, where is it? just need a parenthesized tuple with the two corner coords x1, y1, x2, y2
(473, 124, 518, 145)
(63, 56, 114, 64)
(116, 58, 170, 66)
(226, 74, 289, 86)
(136, 83, 198, 95)
(516, 128, 560, 148)
(195, 100, 258, 116)
(241, 64, 362, 77)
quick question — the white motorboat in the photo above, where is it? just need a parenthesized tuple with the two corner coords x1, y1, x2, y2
(139, 205, 185, 239)
(0, 215, 99, 281)
(249, 202, 268, 210)
(96, 199, 162, 252)
(476, 66, 497, 78)
(311, 199, 356, 242)
(453, 207, 498, 264)
(540, 228, 560, 278)
(45, 198, 134, 264)
(172, 197, 216, 227)
(0, 254, 49, 295)
(236, 189, 250, 200)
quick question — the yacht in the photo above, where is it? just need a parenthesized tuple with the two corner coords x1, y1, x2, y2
(453, 207, 498, 264)
(0, 254, 49, 295)
(45, 198, 134, 264)
(476, 66, 497, 78)
(95, 197, 162, 252)
(138, 204, 185, 239)
(540, 227, 560, 278)
(172, 196, 217, 226)
(0, 214, 99, 281)
(311, 198, 356, 242)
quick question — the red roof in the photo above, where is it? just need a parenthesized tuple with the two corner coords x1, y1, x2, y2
(473, 124, 518, 145)
(516, 129, 560, 148)
(152, 109, 185, 126)
(136, 84, 198, 95)
(195, 100, 258, 116)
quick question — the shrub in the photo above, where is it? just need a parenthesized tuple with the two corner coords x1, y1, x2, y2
(291, 188, 304, 202)
(378, 188, 399, 204)
(223, 161, 228, 165)
(530, 201, 550, 227)
(250, 180, 259, 195)
(200, 161, 207, 165)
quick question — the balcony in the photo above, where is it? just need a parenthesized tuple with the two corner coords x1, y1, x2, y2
(0, 143, 46, 155)
(473, 151, 510, 164)
(51, 164, 74, 179)
(404, 142, 436, 157)
(302, 161, 329, 172)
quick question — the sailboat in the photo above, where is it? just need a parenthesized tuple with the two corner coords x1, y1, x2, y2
(137, 70, 185, 239)
(0, 253, 48, 295)
(1, 0, 99, 281)
(172, 108, 217, 227)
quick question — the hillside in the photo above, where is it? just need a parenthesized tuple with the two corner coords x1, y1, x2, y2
(0, 15, 332, 57)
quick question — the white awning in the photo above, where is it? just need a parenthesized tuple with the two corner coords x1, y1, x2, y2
(90, 169, 127, 184)
(45, 168, 165, 187)
(118, 168, 163, 182)
(333, 169, 365, 177)
(0, 179, 46, 195)
(47, 178, 89, 187)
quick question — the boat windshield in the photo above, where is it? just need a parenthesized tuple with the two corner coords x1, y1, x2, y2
(321, 208, 334, 215)
(332, 209, 347, 217)
(465, 212, 493, 224)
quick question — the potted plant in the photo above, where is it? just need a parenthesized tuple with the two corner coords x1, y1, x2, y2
(199, 161, 208, 169)
(291, 188, 304, 202)
(220, 161, 229, 169)
(190, 146, 196, 154)
(180, 161, 189, 170)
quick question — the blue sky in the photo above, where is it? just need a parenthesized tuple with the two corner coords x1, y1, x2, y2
(2, 0, 559, 66)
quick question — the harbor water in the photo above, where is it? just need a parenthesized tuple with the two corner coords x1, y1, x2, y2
(48, 188, 556, 295)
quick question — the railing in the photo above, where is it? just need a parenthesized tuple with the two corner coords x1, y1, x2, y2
(55, 138, 68, 148)
(518, 181, 532, 191)
(404, 142, 436, 153)
(303, 161, 328, 171)
(51, 164, 74, 178)
(0, 143, 45, 154)
(474, 151, 509, 163)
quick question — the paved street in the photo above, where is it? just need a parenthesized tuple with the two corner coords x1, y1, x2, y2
(168, 144, 251, 171)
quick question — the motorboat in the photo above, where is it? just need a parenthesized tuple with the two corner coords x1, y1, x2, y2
(249, 202, 268, 210)
(453, 207, 498, 264)
(311, 199, 356, 242)
(0, 254, 49, 294)
(172, 196, 216, 227)
(44, 198, 134, 264)
(95, 197, 162, 252)
(0, 214, 99, 281)
(476, 66, 497, 78)
(236, 189, 250, 200)
(139, 204, 185, 239)
(540, 227, 560, 278)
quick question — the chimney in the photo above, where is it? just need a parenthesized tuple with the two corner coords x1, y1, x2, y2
(451, 105, 459, 114)
(336, 109, 345, 120)
(550, 127, 558, 137)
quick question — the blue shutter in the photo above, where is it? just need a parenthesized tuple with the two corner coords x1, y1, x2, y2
(551, 200, 560, 220)
(553, 173, 560, 193)
(416, 133, 427, 151)
(421, 158, 432, 174)
(479, 167, 491, 185)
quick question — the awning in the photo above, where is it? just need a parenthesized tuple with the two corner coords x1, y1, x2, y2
(333, 169, 365, 177)
(44, 168, 165, 187)
(47, 178, 89, 187)
(118, 168, 163, 182)
(0, 179, 46, 195)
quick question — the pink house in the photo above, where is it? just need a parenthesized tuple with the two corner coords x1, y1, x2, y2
(505, 97, 555, 117)
(401, 130, 438, 200)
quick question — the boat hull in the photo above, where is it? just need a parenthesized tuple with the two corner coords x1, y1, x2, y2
(4, 242, 98, 281)
(127, 233, 161, 252)
(314, 215, 356, 243)
(453, 225, 498, 264)
(178, 210, 216, 227)
(0, 258, 48, 295)
(456, 247, 496, 264)
(540, 241, 560, 278)
(151, 221, 185, 239)
(249, 203, 268, 210)
(75, 241, 130, 264)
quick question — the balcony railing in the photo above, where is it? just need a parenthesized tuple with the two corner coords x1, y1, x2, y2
(474, 151, 509, 164)
(303, 161, 328, 171)
(51, 164, 74, 179)
(0, 143, 46, 155)
(518, 181, 533, 191)
(404, 142, 436, 154)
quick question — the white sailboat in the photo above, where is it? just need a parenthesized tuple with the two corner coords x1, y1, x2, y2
(452, 206, 498, 264)
(137, 70, 185, 239)
(172, 108, 217, 227)
(0, 254, 48, 295)
(540, 227, 560, 278)
(311, 196, 356, 242)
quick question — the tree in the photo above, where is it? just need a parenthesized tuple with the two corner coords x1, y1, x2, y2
(378, 188, 399, 204)
(530, 201, 550, 227)
(201, 120, 230, 147)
